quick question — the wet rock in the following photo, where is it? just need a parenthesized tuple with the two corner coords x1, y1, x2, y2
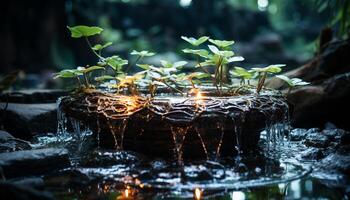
(304, 132, 330, 148)
(322, 129, 346, 142)
(0, 130, 31, 153)
(44, 169, 91, 188)
(266, 39, 350, 129)
(0, 103, 57, 139)
(0, 89, 68, 104)
(317, 153, 350, 176)
(301, 148, 324, 160)
(0, 181, 54, 200)
(0, 148, 70, 178)
(289, 128, 308, 141)
(10, 178, 45, 190)
(80, 151, 141, 167)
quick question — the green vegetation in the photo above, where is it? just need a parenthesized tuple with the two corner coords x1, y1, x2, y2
(55, 25, 309, 97)
(276, 75, 310, 95)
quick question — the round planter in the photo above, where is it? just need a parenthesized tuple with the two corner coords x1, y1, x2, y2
(59, 89, 289, 161)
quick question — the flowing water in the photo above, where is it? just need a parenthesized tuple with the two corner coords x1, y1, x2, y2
(29, 97, 348, 199)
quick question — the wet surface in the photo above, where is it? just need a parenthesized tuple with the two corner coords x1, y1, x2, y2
(29, 128, 350, 199)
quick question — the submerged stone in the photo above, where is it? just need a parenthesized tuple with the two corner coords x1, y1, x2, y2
(0, 130, 31, 153)
(0, 148, 70, 178)
(304, 132, 330, 148)
(0, 103, 57, 139)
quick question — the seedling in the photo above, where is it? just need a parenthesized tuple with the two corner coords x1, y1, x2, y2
(127, 50, 156, 72)
(251, 64, 285, 94)
(275, 75, 310, 95)
(56, 25, 310, 99)
(54, 66, 104, 88)
(181, 36, 244, 94)
(230, 67, 255, 85)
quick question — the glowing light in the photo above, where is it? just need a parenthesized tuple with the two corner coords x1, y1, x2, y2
(257, 0, 269, 11)
(194, 188, 202, 200)
(179, 0, 192, 7)
(231, 191, 245, 200)
(190, 88, 205, 107)
(123, 186, 132, 199)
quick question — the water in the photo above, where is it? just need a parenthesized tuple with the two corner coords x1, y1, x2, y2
(36, 128, 349, 199)
(29, 97, 348, 199)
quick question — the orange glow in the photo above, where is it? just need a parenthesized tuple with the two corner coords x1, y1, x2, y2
(194, 188, 202, 200)
(124, 188, 130, 198)
(192, 89, 204, 107)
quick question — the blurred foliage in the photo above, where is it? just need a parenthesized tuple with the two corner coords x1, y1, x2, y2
(315, 0, 350, 38)
(58, 0, 349, 75)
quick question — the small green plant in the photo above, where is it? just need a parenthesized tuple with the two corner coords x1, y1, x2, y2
(251, 64, 286, 94)
(56, 25, 310, 98)
(230, 67, 255, 85)
(181, 36, 244, 94)
(276, 75, 310, 95)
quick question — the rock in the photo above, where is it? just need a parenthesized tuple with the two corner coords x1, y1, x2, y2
(322, 129, 346, 142)
(317, 153, 350, 176)
(0, 181, 54, 200)
(0, 148, 70, 178)
(265, 39, 350, 130)
(80, 150, 141, 167)
(0, 130, 14, 141)
(0, 103, 57, 139)
(0, 89, 68, 104)
(301, 148, 324, 160)
(288, 73, 350, 129)
(304, 132, 330, 148)
(0, 130, 31, 153)
(10, 178, 45, 190)
(44, 169, 91, 188)
(289, 128, 308, 141)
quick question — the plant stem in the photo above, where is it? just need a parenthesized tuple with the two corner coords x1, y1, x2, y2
(83, 73, 90, 88)
(197, 55, 219, 91)
(85, 37, 104, 60)
(126, 56, 142, 74)
(76, 76, 82, 87)
(161, 80, 184, 95)
(256, 72, 267, 94)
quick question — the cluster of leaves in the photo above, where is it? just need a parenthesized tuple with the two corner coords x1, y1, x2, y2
(54, 25, 309, 97)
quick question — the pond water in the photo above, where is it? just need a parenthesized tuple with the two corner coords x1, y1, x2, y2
(31, 127, 348, 199)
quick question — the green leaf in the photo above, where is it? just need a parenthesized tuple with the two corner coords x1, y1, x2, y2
(54, 69, 82, 79)
(173, 61, 188, 68)
(160, 60, 173, 68)
(208, 45, 220, 55)
(188, 72, 211, 79)
(208, 45, 234, 57)
(181, 36, 209, 46)
(182, 49, 210, 58)
(209, 39, 235, 48)
(227, 56, 244, 63)
(197, 60, 215, 67)
(67, 25, 103, 38)
(92, 42, 112, 51)
(275, 75, 310, 87)
(136, 64, 152, 70)
(95, 75, 115, 82)
(80, 66, 104, 73)
(131, 50, 156, 57)
(251, 64, 286, 74)
(105, 56, 128, 71)
(230, 67, 254, 80)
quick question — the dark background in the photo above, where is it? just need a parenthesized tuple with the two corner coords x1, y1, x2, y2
(0, 0, 341, 89)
